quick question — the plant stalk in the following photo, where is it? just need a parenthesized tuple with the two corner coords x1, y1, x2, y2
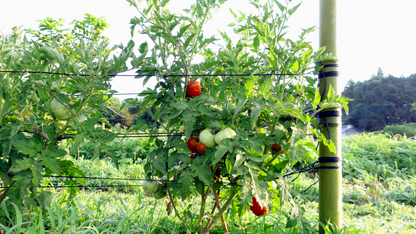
(213, 189, 229, 234)
(0, 181, 15, 204)
(204, 187, 238, 233)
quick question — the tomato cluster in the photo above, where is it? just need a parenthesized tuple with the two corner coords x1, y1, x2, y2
(186, 136, 209, 154)
(186, 128, 237, 155)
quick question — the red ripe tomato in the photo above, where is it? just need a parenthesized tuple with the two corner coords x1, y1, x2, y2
(249, 196, 268, 216)
(196, 141, 208, 154)
(186, 79, 201, 97)
(270, 144, 282, 154)
(187, 136, 198, 152)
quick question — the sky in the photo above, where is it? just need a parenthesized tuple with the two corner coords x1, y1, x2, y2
(1, 0, 416, 101)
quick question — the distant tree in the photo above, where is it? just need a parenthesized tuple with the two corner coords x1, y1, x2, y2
(342, 69, 416, 132)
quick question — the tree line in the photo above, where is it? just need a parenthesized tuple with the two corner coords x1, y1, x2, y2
(342, 69, 416, 132)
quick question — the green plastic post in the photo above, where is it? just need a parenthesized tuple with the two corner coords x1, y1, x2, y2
(319, 0, 342, 233)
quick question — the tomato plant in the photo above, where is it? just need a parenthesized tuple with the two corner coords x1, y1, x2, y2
(186, 79, 201, 97)
(187, 136, 199, 152)
(128, 0, 349, 233)
(0, 16, 133, 214)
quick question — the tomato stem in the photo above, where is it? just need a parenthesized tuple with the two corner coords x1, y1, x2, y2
(213, 188, 229, 233)
(204, 187, 238, 233)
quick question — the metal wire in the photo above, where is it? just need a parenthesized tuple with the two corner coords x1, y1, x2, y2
(0, 70, 316, 78)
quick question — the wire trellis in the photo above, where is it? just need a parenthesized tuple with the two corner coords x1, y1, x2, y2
(0, 159, 327, 192)
(0, 68, 336, 193)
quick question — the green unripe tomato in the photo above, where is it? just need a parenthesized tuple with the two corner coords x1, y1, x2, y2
(215, 127, 236, 144)
(199, 129, 216, 148)
(51, 98, 71, 120)
(142, 180, 158, 194)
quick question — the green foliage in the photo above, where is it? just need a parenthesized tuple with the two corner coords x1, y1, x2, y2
(342, 69, 416, 132)
(343, 133, 416, 180)
(382, 123, 416, 137)
(1, 133, 416, 232)
(0, 15, 131, 212)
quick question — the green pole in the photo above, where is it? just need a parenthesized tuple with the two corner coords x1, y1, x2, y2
(318, 0, 342, 233)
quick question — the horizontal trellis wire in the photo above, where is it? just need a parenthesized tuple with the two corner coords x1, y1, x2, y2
(0, 70, 316, 78)
(0, 160, 326, 190)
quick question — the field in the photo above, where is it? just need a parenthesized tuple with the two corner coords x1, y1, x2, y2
(1, 133, 416, 233)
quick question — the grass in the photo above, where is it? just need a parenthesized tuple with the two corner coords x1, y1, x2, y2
(1, 133, 416, 233)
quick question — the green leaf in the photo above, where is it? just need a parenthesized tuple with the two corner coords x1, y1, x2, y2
(182, 110, 195, 141)
(229, 8, 237, 19)
(246, 151, 265, 163)
(206, 120, 222, 129)
(196, 3, 203, 16)
(81, 116, 100, 129)
(170, 100, 189, 111)
(168, 152, 182, 168)
(258, 80, 272, 98)
(152, 153, 167, 174)
(291, 60, 299, 72)
(191, 164, 213, 188)
(250, 103, 262, 130)
(233, 98, 246, 118)
(245, 78, 255, 97)
(139, 42, 148, 54)
(289, 2, 302, 16)
(178, 170, 193, 199)
(10, 157, 34, 173)
(12, 136, 44, 157)
(327, 85, 334, 100)
(225, 156, 233, 174)
(41, 157, 60, 174)
(276, 1, 286, 12)
(212, 144, 228, 167)
(312, 87, 321, 108)
(253, 35, 260, 51)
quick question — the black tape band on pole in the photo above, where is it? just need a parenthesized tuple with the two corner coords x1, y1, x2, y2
(319, 71, 339, 78)
(317, 110, 341, 118)
(319, 157, 341, 163)
(319, 166, 340, 169)
(322, 64, 338, 68)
